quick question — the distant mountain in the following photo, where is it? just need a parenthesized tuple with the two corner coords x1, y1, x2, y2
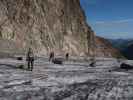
(108, 38, 133, 59)
(123, 44, 133, 60)
(108, 39, 133, 51)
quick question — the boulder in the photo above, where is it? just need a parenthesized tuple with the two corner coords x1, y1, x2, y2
(120, 63, 133, 70)
(17, 57, 23, 60)
(52, 58, 63, 65)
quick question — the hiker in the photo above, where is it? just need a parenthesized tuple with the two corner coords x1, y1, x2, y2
(49, 51, 54, 62)
(26, 48, 34, 71)
(90, 57, 96, 67)
(90, 61, 96, 67)
(65, 53, 69, 61)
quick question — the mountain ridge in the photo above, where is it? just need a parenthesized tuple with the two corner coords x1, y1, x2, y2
(108, 38, 133, 59)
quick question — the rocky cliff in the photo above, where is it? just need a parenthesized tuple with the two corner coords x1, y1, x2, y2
(0, 0, 121, 57)
(0, 0, 91, 56)
(95, 36, 123, 58)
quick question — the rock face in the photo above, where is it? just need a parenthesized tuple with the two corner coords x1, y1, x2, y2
(0, 0, 121, 57)
(95, 36, 123, 58)
(0, 0, 90, 56)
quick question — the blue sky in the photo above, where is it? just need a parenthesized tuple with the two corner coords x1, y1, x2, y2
(80, 0, 133, 39)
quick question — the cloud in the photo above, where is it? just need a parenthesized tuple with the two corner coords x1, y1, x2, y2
(90, 19, 133, 39)
(94, 19, 133, 24)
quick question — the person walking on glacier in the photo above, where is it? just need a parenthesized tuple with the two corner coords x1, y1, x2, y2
(49, 51, 54, 62)
(65, 53, 69, 61)
(26, 48, 34, 71)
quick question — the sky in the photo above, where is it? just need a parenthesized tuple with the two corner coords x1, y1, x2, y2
(80, 0, 133, 39)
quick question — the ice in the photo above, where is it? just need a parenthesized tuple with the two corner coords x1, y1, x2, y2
(0, 57, 132, 99)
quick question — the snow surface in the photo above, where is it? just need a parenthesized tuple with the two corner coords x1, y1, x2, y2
(0, 57, 133, 100)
